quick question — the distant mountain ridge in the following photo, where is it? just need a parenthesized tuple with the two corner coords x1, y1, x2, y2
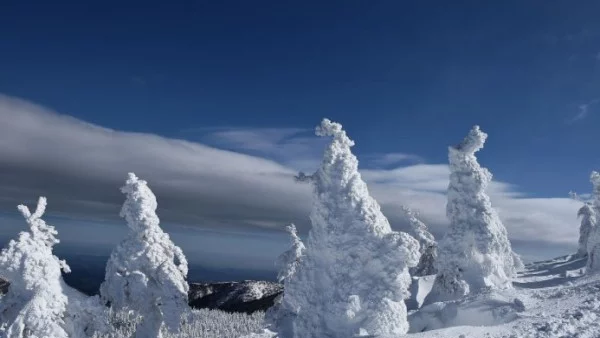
(0, 277, 281, 314)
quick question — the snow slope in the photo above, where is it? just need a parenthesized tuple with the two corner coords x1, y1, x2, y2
(247, 254, 600, 338)
(407, 254, 598, 338)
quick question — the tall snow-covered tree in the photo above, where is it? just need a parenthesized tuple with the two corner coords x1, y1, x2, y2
(275, 224, 305, 283)
(274, 119, 421, 338)
(425, 126, 519, 304)
(585, 172, 600, 271)
(0, 197, 106, 338)
(402, 206, 437, 276)
(100, 173, 189, 338)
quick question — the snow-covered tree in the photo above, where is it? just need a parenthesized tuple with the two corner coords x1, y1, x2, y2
(579, 204, 596, 256)
(585, 172, 600, 271)
(425, 126, 519, 304)
(570, 190, 596, 257)
(402, 206, 437, 276)
(275, 224, 305, 284)
(100, 173, 189, 338)
(0, 197, 106, 338)
(265, 224, 306, 331)
(274, 119, 421, 338)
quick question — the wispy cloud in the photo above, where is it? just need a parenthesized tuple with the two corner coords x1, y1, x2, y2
(0, 94, 582, 264)
(363, 153, 423, 168)
(568, 98, 600, 123)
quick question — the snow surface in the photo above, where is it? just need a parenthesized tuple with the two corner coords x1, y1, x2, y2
(248, 254, 600, 338)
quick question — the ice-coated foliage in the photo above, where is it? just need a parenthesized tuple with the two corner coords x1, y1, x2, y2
(275, 224, 305, 284)
(274, 118, 421, 338)
(100, 173, 189, 338)
(585, 172, 600, 271)
(578, 204, 596, 257)
(402, 206, 438, 276)
(265, 224, 305, 330)
(0, 197, 107, 338)
(426, 126, 518, 304)
(94, 308, 265, 338)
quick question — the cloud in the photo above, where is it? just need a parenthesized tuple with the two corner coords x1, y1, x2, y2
(568, 99, 599, 123)
(363, 153, 423, 168)
(183, 126, 327, 172)
(0, 94, 582, 264)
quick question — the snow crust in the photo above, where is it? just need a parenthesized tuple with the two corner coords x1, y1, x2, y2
(100, 173, 189, 338)
(426, 126, 519, 305)
(274, 119, 421, 338)
(0, 197, 106, 338)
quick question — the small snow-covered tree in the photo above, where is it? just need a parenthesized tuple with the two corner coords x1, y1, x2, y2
(585, 172, 600, 271)
(425, 126, 519, 304)
(402, 206, 437, 276)
(100, 173, 189, 338)
(0, 197, 106, 338)
(274, 119, 421, 338)
(570, 191, 596, 257)
(265, 224, 306, 331)
(275, 224, 305, 284)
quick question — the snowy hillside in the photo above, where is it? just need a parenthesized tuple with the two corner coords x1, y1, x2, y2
(405, 254, 596, 338)
(249, 254, 600, 338)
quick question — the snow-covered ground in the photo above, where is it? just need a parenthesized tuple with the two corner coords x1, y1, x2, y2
(246, 254, 600, 338)
(406, 254, 597, 338)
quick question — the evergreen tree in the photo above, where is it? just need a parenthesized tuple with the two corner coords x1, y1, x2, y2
(100, 173, 189, 338)
(274, 119, 421, 338)
(426, 126, 519, 304)
(0, 197, 106, 338)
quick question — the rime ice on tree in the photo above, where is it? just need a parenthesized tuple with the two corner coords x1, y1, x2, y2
(402, 206, 437, 276)
(100, 173, 189, 338)
(274, 119, 421, 338)
(275, 224, 305, 284)
(265, 224, 306, 331)
(585, 172, 600, 271)
(425, 126, 519, 304)
(570, 190, 596, 258)
(0, 197, 106, 338)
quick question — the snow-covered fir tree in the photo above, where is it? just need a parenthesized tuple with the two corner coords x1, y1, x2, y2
(585, 172, 600, 271)
(0, 197, 106, 338)
(100, 173, 190, 338)
(275, 224, 305, 284)
(425, 126, 519, 305)
(402, 206, 437, 276)
(274, 119, 421, 338)
(570, 191, 596, 257)
(265, 224, 306, 331)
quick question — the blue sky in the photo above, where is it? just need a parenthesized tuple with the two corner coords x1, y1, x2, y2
(0, 1, 598, 273)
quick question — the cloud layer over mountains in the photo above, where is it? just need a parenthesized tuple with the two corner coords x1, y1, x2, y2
(0, 95, 581, 261)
